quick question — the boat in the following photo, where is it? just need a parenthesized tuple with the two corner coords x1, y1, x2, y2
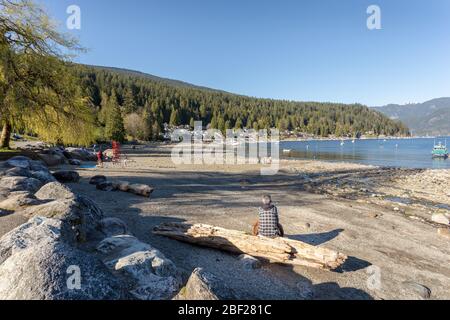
(283, 149, 292, 153)
(432, 141, 449, 159)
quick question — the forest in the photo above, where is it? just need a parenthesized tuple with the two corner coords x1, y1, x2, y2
(74, 64, 410, 142)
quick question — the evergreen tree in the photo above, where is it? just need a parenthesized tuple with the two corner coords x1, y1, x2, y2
(105, 93, 125, 142)
(169, 108, 180, 126)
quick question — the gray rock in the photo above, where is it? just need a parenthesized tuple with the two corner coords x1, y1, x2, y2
(68, 159, 82, 166)
(65, 148, 97, 161)
(2, 167, 31, 178)
(35, 182, 76, 201)
(402, 281, 431, 300)
(0, 217, 128, 300)
(4, 156, 32, 169)
(431, 213, 449, 225)
(30, 170, 57, 184)
(20, 196, 103, 242)
(98, 218, 129, 237)
(29, 161, 49, 172)
(0, 176, 43, 193)
(53, 170, 80, 183)
(89, 175, 107, 186)
(96, 181, 114, 191)
(0, 217, 76, 263)
(238, 254, 261, 270)
(37, 152, 66, 167)
(97, 235, 181, 300)
(0, 192, 42, 211)
(180, 268, 237, 300)
(128, 184, 154, 197)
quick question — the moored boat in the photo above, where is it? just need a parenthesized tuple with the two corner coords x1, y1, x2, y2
(432, 142, 449, 159)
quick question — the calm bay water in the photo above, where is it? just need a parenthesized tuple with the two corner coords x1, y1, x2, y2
(280, 137, 450, 169)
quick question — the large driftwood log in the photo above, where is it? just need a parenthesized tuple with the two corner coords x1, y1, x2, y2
(153, 223, 347, 270)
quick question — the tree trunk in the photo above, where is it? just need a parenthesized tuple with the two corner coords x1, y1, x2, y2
(153, 223, 347, 270)
(0, 121, 12, 149)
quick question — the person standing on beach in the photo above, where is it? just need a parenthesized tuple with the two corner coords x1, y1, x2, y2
(253, 195, 284, 237)
(97, 147, 104, 168)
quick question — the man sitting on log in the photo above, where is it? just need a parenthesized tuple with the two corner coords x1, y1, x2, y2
(252, 195, 284, 238)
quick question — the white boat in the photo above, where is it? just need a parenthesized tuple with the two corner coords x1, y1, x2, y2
(283, 149, 292, 153)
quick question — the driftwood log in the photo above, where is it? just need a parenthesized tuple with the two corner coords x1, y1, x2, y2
(153, 223, 347, 270)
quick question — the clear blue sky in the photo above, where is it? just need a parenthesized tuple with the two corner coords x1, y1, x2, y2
(39, 0, 450, 106)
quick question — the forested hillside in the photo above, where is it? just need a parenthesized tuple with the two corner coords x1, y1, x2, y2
(74, 65, 410, 141)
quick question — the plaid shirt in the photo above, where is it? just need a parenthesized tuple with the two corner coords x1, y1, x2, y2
(258, 205, 280, 237)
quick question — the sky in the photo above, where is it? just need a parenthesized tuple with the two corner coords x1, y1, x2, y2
(38, 0, 450, 106)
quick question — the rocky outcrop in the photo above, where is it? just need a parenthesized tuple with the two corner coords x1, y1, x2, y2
(52, 170, 80, 183)
(0, 192, 42, 211)
(96, 235, 182, 300)
(1, 176, 42, 193)
(35, 182, 76, 201)
(0, 217, 129, 300)
(176, 268, 237, 300)
(65, 148, 97, 161)
(20, 195, 104, 242)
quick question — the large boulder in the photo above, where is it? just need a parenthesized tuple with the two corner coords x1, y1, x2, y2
(4, 156, 32, 169)
(97, 235, 181, 300)
(0, 176, 43, 193)
(35, 182, 76, 201)
(1, 167, 32, 178)
(20, 195, 103, 242)
(52, 170, 80, 183)
(0, 217, 128, 300)
(65, 148, 97, 161)
(0, 192, 42, 211)
(37, 152, 66, 167)
(177, 268, 237, 300)
(30, 170, 57, 184)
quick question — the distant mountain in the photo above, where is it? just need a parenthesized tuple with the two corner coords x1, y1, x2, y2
(373, 98, 450, 136)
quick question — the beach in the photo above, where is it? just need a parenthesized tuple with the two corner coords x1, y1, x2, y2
(1, 142, 450, 299)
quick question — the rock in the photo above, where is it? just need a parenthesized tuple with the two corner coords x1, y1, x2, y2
(29, 161, 49, 172)
(0, 217, 128, 300)
(35, 182, 76, 201)
(401, 281, 431, 300)
(179, 268, 237, 300)
(304, 222, 311, 229)
(4, 156, 32, 169)
(128, 184, 154, 197)
(96, 181, 114, 191)
(1, 167, 31, 178)
(393, 207, 400, 212)
(98, 218, 129, 237)
(97, 235, 181, 300)
(0, 176, 43, 193)
(37, 152, 66, 167)
(431, 213, 449, 225)
(0, 217, 77, 262)
(238, 254, 261, 270)
(65, 148, 97, 161)
(68, 159, 82, 166)
(53, 170, 80, 183)
(89, 175, 107, 186)
(111, 180, 130, 192)
(437, 228, 450, 239)
(20, 196, 103, 242)
(30, 170, 57, 184)
(0, 192, 42, 211)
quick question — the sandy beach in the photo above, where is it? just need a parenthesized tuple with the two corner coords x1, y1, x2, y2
(2, 142, 450, 300)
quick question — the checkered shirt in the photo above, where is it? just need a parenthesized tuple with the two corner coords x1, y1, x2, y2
(258, 205, 280, 237)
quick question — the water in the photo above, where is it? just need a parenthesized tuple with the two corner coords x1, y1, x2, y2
(280, 137, 450, 169)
